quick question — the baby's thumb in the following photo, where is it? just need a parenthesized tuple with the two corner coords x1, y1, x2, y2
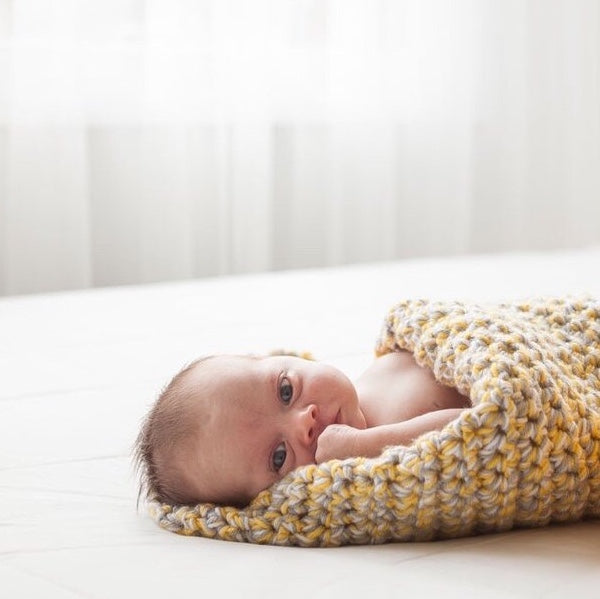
(315, 425, 358, 463)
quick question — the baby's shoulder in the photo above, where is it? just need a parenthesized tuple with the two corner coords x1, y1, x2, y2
(356, 351, 469, 425)
(364, 350, 423, 377)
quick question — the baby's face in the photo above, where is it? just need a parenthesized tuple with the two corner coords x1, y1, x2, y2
(174, 354, 365, 505)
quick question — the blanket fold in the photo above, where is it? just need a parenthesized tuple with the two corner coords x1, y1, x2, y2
(148, 297, 600, 546)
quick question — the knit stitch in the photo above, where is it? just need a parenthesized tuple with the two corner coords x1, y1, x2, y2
(146, 297, 600, 546)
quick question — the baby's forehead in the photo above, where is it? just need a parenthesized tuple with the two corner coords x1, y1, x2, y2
(191, 354, 257, 377)
(183, 354, 260, 400)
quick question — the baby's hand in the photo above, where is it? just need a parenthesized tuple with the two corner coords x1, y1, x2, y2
(315, 424, 362, 463)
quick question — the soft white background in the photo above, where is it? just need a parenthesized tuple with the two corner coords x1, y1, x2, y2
(2, 4, 600, 594)
(0, 0, 599, 296)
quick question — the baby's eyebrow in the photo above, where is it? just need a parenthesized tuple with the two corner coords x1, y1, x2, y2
(270, 368, 279, 396)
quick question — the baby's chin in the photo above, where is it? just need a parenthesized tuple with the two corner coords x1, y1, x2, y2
(339, 406, 367, 430)
(353, 409, 367, 430)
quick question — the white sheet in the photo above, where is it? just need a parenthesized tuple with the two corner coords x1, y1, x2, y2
(2, 248, 600, 598)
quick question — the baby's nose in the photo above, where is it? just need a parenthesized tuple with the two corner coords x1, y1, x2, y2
(297, 404, 318, 446)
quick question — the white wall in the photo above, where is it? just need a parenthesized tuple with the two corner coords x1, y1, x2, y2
(1, 0, 599, 295)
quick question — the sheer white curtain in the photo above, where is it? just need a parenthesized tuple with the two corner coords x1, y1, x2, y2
(1, 0, 599, 295)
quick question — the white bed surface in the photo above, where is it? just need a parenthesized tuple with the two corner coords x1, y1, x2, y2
(2, 248, 600, 598)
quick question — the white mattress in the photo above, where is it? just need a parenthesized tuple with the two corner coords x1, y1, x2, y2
(2, 248, 600, 599)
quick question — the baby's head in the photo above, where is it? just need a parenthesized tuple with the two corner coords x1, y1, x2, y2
(134, 354, 366, 507)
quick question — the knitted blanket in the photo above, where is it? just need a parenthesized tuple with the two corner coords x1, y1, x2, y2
(147, 297, 600, 546)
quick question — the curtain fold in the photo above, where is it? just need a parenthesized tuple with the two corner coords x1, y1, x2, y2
(1, 0, 599, 295)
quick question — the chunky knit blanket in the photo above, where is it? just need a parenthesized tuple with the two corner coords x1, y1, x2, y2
(147, 297, 600, 546)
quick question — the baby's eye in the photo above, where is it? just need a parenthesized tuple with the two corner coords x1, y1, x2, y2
(272, 442, 287, 471)
(279, 377, 293, 404)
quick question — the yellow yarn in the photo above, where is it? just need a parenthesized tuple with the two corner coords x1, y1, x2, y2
(146, 297, 600, 546)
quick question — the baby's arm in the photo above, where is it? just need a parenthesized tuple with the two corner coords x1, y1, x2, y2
(316, 408, 464, 463)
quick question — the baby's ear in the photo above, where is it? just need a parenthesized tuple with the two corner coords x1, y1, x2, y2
(268, 349, 315, 361)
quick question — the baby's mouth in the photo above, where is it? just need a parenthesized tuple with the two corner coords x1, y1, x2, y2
(334, 410, 342, 425)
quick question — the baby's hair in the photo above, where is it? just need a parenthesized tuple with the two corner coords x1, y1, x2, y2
(133, 355, 216, 508)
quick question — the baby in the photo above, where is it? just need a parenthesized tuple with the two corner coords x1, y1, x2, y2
(134, 351, 471, 507)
